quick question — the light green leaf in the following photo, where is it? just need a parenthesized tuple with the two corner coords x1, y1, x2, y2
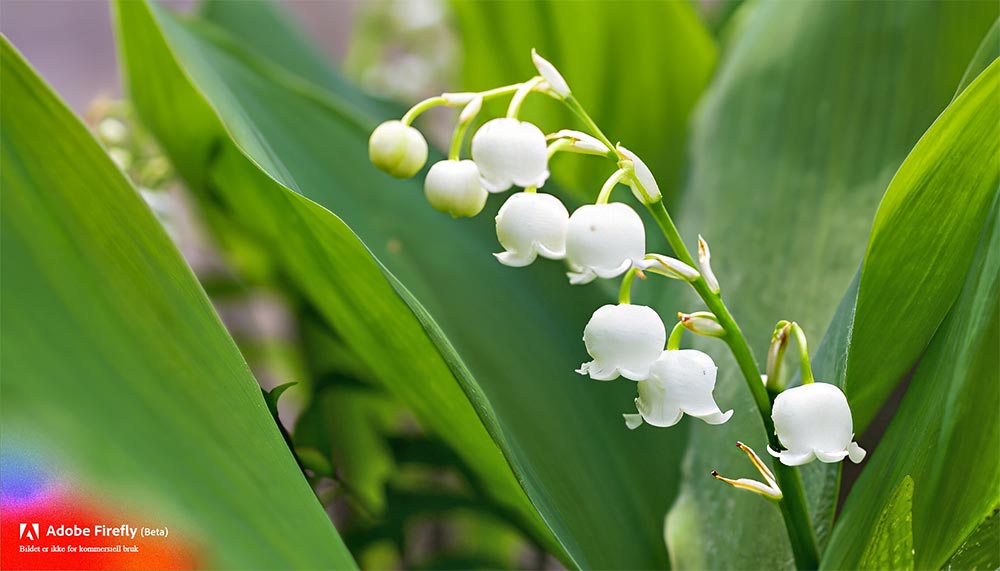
(846, 59, 1000, 430)
(453, 0, 716, 201)
(115, 1, 687, 568)
(662, 2, 997, 568)
(823, 183, 1000, 570)
(0, 38, 355, 570)
(858, 476, 915, 571)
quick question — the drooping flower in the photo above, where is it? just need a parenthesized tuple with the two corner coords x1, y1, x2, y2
(494, 192, 569, 266)
(577, 304, 665, 381)
(471, 118, 549, 192)
(768, 382, 866, 466)
(565, 203, 646, 284)
(424, 160, 488, 218)
(624, 349, 734, 428)
(369, 120, 428, 178)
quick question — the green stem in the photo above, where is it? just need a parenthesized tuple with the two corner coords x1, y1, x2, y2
(557, 99, 821, 569)
(667, 321, 686, 351)
(401, 96, 446, 125)
(618, 267, 640, 304)
(507, 76, 544, 118)
(597, 168, 627, 205)
(788, 322, 816, 385)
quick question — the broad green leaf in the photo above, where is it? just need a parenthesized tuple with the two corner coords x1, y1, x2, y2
(941, 508, 1000, 571)
(453, 0, 716, 201)
(662, 2, 998, 568)
(0, 38, 354, 570)
(858, 476, 915, 571)
(115, 1, 687, 568)
(198, 0, 397, 119)
(823, 189, 1000, 570)
(846, 59, 1000, 430)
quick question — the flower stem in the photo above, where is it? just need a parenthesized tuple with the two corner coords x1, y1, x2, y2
(557, 99, 821, 569)
(667, 321, 686, 351)
(597, 168, 628, 205)
(402, 96, 447, 125)
(619, 267, 640, 304)
(507, 77, 545, 118)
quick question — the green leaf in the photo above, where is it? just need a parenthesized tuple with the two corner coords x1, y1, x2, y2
(0, 38, 354, 569)
(823, 181, 1000, 570)
(858, 476, 915, 571)
(115, 1, 688, 568)
(197, 0, 397, 119)
(453, 0, 716, 201)
(661, 2, 998, 568)
(263, 381, 298, 419)
(846, 59, 1000, 430)
(941, 507, 1000, 571)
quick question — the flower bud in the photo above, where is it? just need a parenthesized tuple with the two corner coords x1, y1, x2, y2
(547, 129, 607, 155)
(644, 254, 700, 282)
(617, 144, 661, 203)
(369, 120, 428, 178)
(531, 48, 570, 97)
(424, 160, 488, 218)
(626, 349, 733, 428)
(577, 304, 666, 381)
(698, 235, 720, 294)
(494, 192, 569, 266)
(471, 118, 550, 193)
(678, 311, 725, 337)
(565, 203, 646, 284)
(768, 383, 866, 466)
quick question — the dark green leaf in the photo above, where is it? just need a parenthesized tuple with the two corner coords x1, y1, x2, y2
(0, 37, 355, 570)
(941, 507, 1000, 571)
(858, 476, 915, 571)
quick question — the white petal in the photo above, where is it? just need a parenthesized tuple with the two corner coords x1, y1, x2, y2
(815, 449, 850, 463)
(424, 160, 488, 217)
(531, 49, 571, 97)
(565, 203, 646, 281)
(576, 360, 618, 381)
(635, 383, 684, 427)
(623, 413, 644, 430)
(567, 267, 597, 285)
(647, 350, 732, 425)
(772, 383, 855, 457)
(767, 446, 816, 467)
(495, 192, 569, 266)
(471, 118, 550, 192)
(617, 144, 661, 202)
(494, 250, 537, 267)
(848, 441, 867, 463)
(581, 304, 666, 382)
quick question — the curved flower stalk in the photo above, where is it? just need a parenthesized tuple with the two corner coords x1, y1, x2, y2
(367, 49, 873, 570)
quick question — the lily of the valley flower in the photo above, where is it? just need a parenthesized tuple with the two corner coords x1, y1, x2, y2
(471, 118, 550, 192)
(494, 192, 569, 266)
(768, 382, 866, 466)
(546, 129, 608, 155)
(623, 349, 733, 428)
(424, 160, 488, 218)
(531, 49, 570, 98)
(577, 304, 665, 381)
(616, 144, 661, 203)
(369, 120, 428, 178)
(565, 203, 646, 284)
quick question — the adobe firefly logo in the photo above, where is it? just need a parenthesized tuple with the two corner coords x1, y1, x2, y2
(19, 523, 40, 541)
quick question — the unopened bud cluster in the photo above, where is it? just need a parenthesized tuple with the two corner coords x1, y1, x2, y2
(371, 49, 867, 505)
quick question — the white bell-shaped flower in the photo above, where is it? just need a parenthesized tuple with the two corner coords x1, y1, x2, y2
(471, 118, 550, 193)
(494, 192, 568, 266)
(577, 304, 665, 381)
(768, 383, 867, 466)
(565, 203, 646, 284)
(625, 350, 733, 428)
(424, 160, 488, 218)
(369, 120, 428, 178)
